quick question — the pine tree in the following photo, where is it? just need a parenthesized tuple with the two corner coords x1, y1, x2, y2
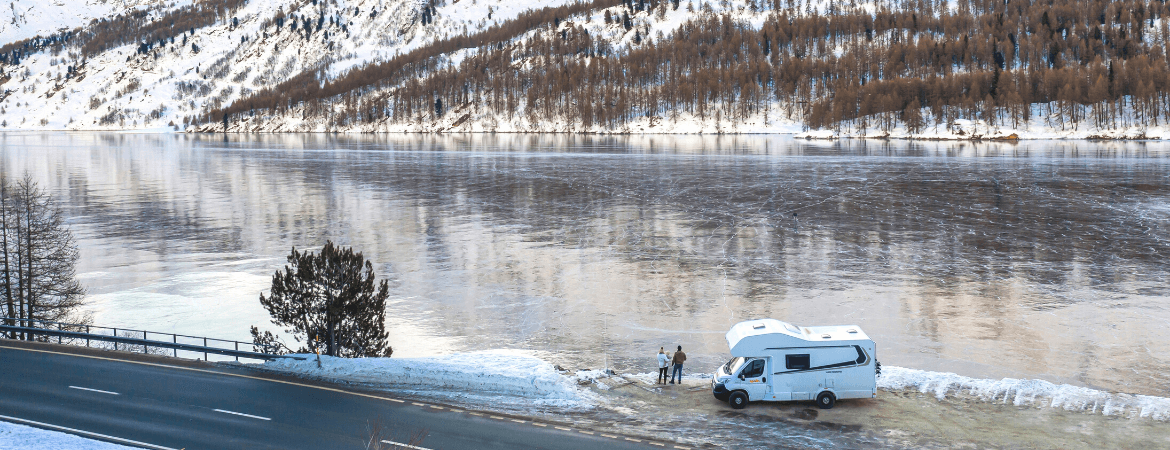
(256, 242, 392, 358)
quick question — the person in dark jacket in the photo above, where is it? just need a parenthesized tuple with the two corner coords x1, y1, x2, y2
(669, 345, 686, 384)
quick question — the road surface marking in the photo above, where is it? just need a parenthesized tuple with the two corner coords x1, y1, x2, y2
(0, 345, 417, 406)
(214, 409, 271, 421)
(380, 440, 433, 450)
(601, 433, 619, 438)
(68, 386, 120, 395)
(650, 443, 665, 447)
(412, 402, 426, 406)
(5, 344, 656, 446)
(448, 408, 462, 413)
(674, 446, 691, 449)
(531, 423, 547, 427)
(429, 406, 444, 410)
(489, 415, 505, 420)
(0, 414, 178, 450)
(625, 438, 642, 442)
(510, 419, 525, 423)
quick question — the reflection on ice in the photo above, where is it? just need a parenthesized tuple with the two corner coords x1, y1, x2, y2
(1, 133, 1168, 401)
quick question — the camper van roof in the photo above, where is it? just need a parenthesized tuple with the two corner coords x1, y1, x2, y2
(725, 319, 872, 356)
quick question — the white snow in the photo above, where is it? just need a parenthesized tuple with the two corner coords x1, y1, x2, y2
(0, 0, 171, 45)
(0, 420, 137, 450)
(259, 350, 599, 409)
(879, 365, 1170, 421)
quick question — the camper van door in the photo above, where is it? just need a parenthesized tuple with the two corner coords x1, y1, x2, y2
(734, 358, 769, 401)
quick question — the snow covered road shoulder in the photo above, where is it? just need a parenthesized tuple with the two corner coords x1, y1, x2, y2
(256, 350, 600, 409)
(0, 420, 139, 450)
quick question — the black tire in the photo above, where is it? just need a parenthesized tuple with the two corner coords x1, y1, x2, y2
(816, 391, 836, 409)
(729, 391, 748, 409)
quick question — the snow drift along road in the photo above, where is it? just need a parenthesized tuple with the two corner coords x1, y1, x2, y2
(261, 350, 599, 409)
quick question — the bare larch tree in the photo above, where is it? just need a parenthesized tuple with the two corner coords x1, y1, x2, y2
(0, 174, 88, 339)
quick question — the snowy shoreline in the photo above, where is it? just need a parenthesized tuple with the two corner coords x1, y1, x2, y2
(236, 350, 1170, 423)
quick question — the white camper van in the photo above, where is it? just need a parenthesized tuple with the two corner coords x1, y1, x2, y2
(712, 319, 879, 409)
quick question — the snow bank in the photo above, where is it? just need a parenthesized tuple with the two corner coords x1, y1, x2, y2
(879, 366, 1170, 421)
(0, 420, 136, 450)
(261, 350, 598, 409)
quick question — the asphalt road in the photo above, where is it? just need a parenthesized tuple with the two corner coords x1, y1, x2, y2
(0, 342, 677, 450)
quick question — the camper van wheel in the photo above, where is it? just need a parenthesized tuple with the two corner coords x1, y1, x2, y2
(816, 391, 836, 409)
(729, 391, 748, 409)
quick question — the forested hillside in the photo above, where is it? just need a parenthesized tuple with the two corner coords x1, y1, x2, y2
(4, 0, 1170, 137)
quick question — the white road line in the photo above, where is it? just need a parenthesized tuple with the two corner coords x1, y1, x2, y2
(554, 426, 572, 431)
(531, 423, 547, 427)
(601, 433, 619, 438)
(2, 346, 416, 414)
(380, 440, 434, 450)
(0, 414, 178, 450)
(213, 409, 271, 421)
(510, 419, 525, 423)
(650, 443, 665, 447)
(68, 386, 120, 395)
(625, 438, 641, 442)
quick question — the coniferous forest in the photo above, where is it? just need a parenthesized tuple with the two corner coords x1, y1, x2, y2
(199, 0, 1170, 135)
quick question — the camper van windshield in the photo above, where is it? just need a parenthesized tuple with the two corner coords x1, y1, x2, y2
(723, 357, 746, 375)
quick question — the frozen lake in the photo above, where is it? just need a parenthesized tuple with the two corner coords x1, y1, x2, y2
(4, 133, 1169, 397)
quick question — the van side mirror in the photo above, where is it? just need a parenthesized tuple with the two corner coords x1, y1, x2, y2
(738, 374, 745, 381)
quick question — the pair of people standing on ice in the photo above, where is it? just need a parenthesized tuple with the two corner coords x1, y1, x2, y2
(656, 345, 686, 384)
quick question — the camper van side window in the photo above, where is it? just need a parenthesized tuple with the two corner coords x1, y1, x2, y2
(786, 354, 810, 370)
(741, 359, 765, 378)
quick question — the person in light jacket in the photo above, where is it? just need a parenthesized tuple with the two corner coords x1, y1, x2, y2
(669, 345, 686, 384)
(657, 347, 669, 384)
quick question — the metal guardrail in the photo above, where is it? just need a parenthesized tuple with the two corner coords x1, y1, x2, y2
(0, 317, 304, 362)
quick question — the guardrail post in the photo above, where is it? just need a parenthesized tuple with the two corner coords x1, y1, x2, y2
(86, 325, 90, 348)
(112, 327, 117, 351)
(235, 342, 239, 362)
(57, 322, 62, 344)
(204, 337, 208, 361)
(173, 334, 177, 358)
(142, 330, 147, 354)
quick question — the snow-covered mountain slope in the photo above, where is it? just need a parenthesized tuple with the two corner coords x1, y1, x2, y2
(5, 0, 1170, 138)
(0, 0, 582, 131)
(0, 0, 169, 45)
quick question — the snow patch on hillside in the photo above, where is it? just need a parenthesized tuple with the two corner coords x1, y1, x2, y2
(0, 0, 167, 45)
(0, 420, 137, 450)
(880, 366, 1170, 421)
(259, 350, 600, 409)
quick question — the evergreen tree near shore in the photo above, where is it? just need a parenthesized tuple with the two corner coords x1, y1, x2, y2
(254, 241, 392, 358)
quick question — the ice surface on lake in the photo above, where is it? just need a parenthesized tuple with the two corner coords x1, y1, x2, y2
(2, 133, 1169, 400)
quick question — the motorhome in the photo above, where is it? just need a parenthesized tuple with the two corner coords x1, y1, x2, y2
(711, 319, 879, 409)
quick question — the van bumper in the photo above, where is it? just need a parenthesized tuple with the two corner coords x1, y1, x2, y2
(712, 382, 730, 401)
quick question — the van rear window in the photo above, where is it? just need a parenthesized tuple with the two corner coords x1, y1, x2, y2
(786, 354, 810, 370)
